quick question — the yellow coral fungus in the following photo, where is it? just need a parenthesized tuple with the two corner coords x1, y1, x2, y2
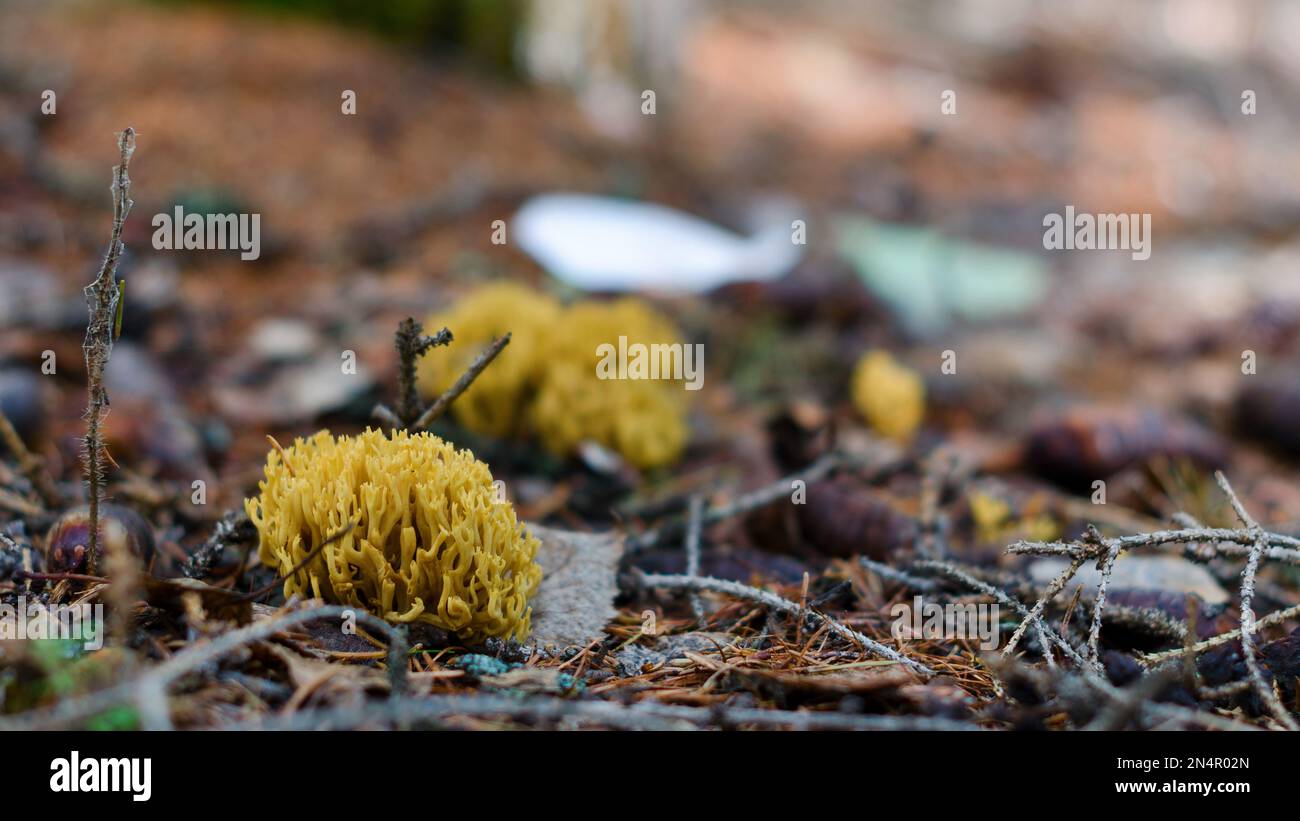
(417, 284, 690, 469)
(417, 283, 560, 437)
(529, 297, 688, 469)
(244, 428, 542, 642)
(851, 350, 925, 442)
(547, 298, 684, 370)
(531, 360, 687, 470)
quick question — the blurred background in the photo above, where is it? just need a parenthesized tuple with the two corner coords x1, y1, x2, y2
(3, 0, 1300, 534)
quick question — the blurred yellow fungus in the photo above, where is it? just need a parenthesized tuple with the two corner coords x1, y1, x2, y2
(418, 284, 690, 469)
(969, 489, 1061, 545)
(244, 428, 542, 642)
(851, 349, 925, 442)
(417, 282, 560, 438)
(969, 491, 1012, 544)
(531, 360, 687, 470)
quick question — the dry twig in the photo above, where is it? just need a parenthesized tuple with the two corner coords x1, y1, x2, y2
(1213, 471, 1298, 730)
(631, 451, 841, 553)
(684, 494, 705, 624)
(637, 571, 934, 675)
(372, 318, 453, 428)
(81, 127, 135, 577)
(411, 333, 511, 431)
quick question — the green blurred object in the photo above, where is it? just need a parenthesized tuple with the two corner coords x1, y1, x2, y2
(154, 0, 526, 73)
(836, 215, 1049, 335)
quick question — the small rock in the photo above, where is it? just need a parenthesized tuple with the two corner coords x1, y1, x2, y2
(1029, 554, 1229, 605)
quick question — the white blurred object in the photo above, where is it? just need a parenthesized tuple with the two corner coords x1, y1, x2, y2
(514, 193, 803, 293)
(522, 0, 699, 140)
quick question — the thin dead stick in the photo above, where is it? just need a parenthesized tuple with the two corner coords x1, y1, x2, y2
(15, 571, 108, 585)
(631, 452, 841, 553)
(912, 560, 1087, 668)
(0, 408, 61, 509)
(857, 556, 943, 592)
(412, 333, 511, 431)
(1003, 555, 1085, 656)
(1140, 602, 1300, 667)
(0, 603, 408, 731)
(395, 319, 452, 424)
(373, 318, 453, 428)
(1010, 528, 1300, 563)
(915, 450, 952, 559)
(1086, 528, 1122, 673)
(1214, 471, 1298, 730)
(684, 495, 705, 624)
(82, 128, 135, 577)
(638, 571, 934, 675)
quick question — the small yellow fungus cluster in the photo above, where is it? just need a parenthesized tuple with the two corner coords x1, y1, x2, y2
(244, 428, 542, 642)
(968, 489, 1060, 545)
(418, 284, 689, 469)
(417, 283, 561, 438)
(850, 350, 925, 442)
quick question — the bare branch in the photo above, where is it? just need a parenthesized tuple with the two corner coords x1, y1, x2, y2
(81, 128, 135, 578)
(631, 451, 841, 553)
(412, 332, 511, 431)
(1214, 471, 1298, 730)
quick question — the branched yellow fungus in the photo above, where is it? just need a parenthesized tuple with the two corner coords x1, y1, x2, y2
(530, 297, 688, 468)
(417, 283, 560, 437)
(851, 350, 925, 442)
(531, 360, 687, 470)
(417, 285, 690, 469)
(545, 298, 684, 368)
(244, 428, 542, 642)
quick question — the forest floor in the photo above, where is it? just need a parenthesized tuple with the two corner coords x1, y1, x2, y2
(2, 1, 1300, 731)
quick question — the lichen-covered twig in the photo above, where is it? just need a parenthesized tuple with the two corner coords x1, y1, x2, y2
(1008, 472, 1300, 728)
(81, 128, 135, 577)
(1214, 471, 1298, 730)
(684, 494, 705, 624)
(411, 332, 511, 431)
(1009, 528, 1300, 564)
(1139, 601, 1300, 666)
(1084, 525, 1122, 673)
(857, 556, 943, 592)
(637, 571, 934, 675)
(912, 559, 1086, 668)
(1002, 555, 1084, 656)
(631, 451, 842, 553)
(0, 407, 61, 509)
